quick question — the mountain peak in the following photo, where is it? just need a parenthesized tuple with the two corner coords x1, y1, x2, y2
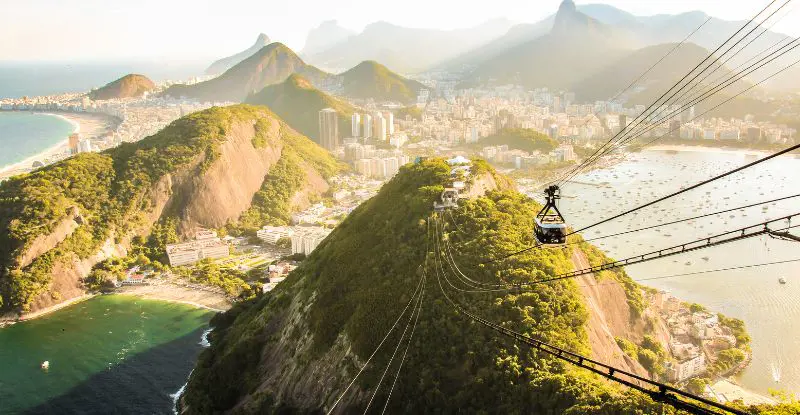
(255, 33, 271, 44)
(552, 0, 603, 36)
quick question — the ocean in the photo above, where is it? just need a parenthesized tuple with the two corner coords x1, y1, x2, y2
(0, 295, 214, 414)
(0, 112, 76, 169)
(556, 148, 800, 396)
(0, 61, 206, 99)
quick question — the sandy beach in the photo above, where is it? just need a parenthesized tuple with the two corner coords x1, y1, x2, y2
(0, 111, 119, 179)
(113, 281, 232, 313)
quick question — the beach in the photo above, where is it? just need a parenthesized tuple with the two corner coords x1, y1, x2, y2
(114, 282, 232, 313)
(0, 111, 119, 179)
(647, 144, 771, 156)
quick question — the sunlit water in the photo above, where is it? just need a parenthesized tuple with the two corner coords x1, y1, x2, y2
(0, 295, 214, 414)
(555, 148, 800, 396)
(0, 112, 75, 169)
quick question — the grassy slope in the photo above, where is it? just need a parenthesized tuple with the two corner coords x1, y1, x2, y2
(246, 74, 356, 142)
(341, 61, 425, 104)
(184, 159, 681, 413)
(0, 105, 338, 311)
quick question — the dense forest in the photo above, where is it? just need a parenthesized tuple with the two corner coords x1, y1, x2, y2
(476, 128, 560, 153)
(181, 159, 796, 413)
(0, 105, 340, 312)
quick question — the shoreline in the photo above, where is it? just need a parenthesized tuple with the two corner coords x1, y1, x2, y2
(0, 111, 118, 179)
(1, 283, 231, 328)
(646, 144, 773, 156)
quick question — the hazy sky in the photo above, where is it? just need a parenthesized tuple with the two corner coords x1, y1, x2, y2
(1, 0, 797, 62)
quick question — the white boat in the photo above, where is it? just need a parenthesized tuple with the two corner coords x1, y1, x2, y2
(779, 277, 787, 285)
(41, 361, 49, 370)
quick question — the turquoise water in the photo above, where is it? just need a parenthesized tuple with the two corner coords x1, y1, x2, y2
(0, 112, 75, 169)
(0, 295, 214, 414)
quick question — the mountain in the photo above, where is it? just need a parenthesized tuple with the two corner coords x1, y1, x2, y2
(165, 43, 331, 102)
(303, 19, 515, 73)
(87, 74, 155, 100)
(339, 60, 426, 104)
(206, 34, 272, 76)
(447, 3, 793, 89)
(246, 74, 356, 142)
(178, 159, 695, 413)
(301, 21, 355, 58)
(0, 105, 340, 315)
(465, 0, 627, 90)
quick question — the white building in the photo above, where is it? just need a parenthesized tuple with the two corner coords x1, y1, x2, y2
(667, 342, 707, 382)
(77, 138, 93, 153)
(351, 113, 361, 137)
(256, 226, 294, 244)
(373, 113, 387, 141)
(291, 226, 332, 255)
(384, 111, 395, 135)
(363, 114, 373, 139)
(166, 236, 230, 267)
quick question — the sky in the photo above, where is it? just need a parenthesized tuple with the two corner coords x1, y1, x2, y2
(0, 0, 797, 62)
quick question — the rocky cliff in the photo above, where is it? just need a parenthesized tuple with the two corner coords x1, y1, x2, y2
(0, 105, 340, 315)
(180, 159, 675, 414)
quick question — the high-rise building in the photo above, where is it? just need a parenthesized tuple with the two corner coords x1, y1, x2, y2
(384, 112, 395, 135)
(373, 113, 387, 141)
(552, 96, 562, 113)
(319, 108, 339, 151)
(618, 114, 628, 131)
(351, 113, 361, 137)
(363, 114, 373, 140)
(68, 133, 80, 154)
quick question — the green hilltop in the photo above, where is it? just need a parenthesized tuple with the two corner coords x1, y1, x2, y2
(165, 43, 331, 102)
(88, 74, 155, 100)
(180, 159, 779, 414)
(0, 105, 340, 313)
(340, 60, 426, 104)
(246, 74, 356, 143)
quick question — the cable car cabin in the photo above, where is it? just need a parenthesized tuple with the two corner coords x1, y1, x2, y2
(534, 218, 567, 244)
(534, 185, 568, 245)
(433, 188, 459, 211)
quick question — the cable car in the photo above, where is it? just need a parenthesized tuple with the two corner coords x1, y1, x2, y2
(434, 188, 459, 212)
(534, 185, 567, 245)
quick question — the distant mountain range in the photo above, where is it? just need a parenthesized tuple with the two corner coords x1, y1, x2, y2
(166, 43, 330, 102)
(339, 61, 426, 105)
(168, 42, 426, 105)
(246, 74, 356, 143)
(88, 74, 155, 100)
(205, 33, 272, 76)
(464, 0, 627, 90)
(301, 19, 516, 73)
(301, 21, 355, 58)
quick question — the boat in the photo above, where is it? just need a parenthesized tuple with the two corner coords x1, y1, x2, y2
(41, 361, 49, 370)
(702, 257, 710, 261)
(779, 277, 787, 285)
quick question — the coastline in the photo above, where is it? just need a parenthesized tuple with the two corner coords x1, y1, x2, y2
(646, 144, 771, 156)
(0, 111, 118, 179)
(1, 283, 231, 328)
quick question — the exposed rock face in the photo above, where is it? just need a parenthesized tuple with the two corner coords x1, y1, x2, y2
(1, 106, 336, 316)
(88, 74, 155, 100)
(206, 33, 272, 76)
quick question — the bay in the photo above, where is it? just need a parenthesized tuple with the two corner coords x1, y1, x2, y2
(0, 295, 214, 414)
(557, 148, 800, 396)
(0, 112, 75, 169)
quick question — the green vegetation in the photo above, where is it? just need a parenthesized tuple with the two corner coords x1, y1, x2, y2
(172, 259, 252, 298)
(340, 60, 425, 104)
(478, 128, 559, 153)
(395, 105, 423, 120)
(0, 105, 336, 312)
(230, 125, 344, 236)
(88, 73, 155, 100)
(165, 43, 331, 102)
(578, 238, 647, 318)
(614, 335, 666, 377)
(184, 159, 688, 413)
(246, 74, 356, 142)
(686, 377, 709, 395)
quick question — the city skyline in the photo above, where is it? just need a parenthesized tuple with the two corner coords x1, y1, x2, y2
(2, 0, 798, 62)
